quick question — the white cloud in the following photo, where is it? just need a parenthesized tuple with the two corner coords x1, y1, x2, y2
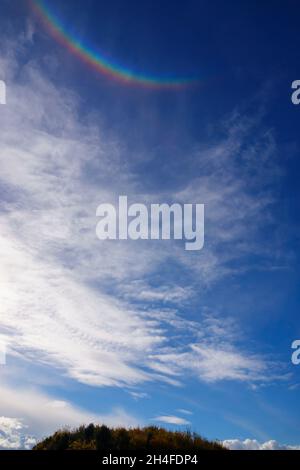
(120, 282, 193, 304)
(153, 415, 191, 426)
(0, 224, 163, 387)
(176, 409, 193, 416)
(150, 346, 271, 383)
(128, 391, 150, 400)
(0, 37, 285, 396)
(149, 314, 284, 384)
(0, 417, 36, 450)
(0, 383, 141, 448)
(0, 43, 166, 388)
(223, 438, 300, 450)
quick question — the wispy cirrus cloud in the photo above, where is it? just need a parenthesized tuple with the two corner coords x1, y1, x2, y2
(0, 35, 286, 396)
(151, 345, 273, 383)
(153, 415, 191, 426)
(176, 409, 193, 416)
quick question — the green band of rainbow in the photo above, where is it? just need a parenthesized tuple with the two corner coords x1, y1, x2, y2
(30, 0, 199, 89)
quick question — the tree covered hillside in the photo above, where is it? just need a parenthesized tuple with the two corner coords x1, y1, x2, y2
(33, 425, 226, 451)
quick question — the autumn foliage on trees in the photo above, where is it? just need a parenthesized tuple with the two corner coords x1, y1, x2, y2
(33, 425, 225, 451)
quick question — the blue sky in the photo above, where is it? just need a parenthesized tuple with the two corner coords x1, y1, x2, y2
(0, 0, 300, 450)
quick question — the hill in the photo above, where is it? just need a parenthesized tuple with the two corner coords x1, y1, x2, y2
(33, 424, 226, 451)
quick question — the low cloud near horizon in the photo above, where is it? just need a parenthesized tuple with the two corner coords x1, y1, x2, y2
(223, 439, 300, 450)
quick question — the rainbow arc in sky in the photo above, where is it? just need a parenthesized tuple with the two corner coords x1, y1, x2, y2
(30, 0, 199, 89)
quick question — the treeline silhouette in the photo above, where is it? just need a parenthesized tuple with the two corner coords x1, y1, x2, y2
(33, 425, 225, 451)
